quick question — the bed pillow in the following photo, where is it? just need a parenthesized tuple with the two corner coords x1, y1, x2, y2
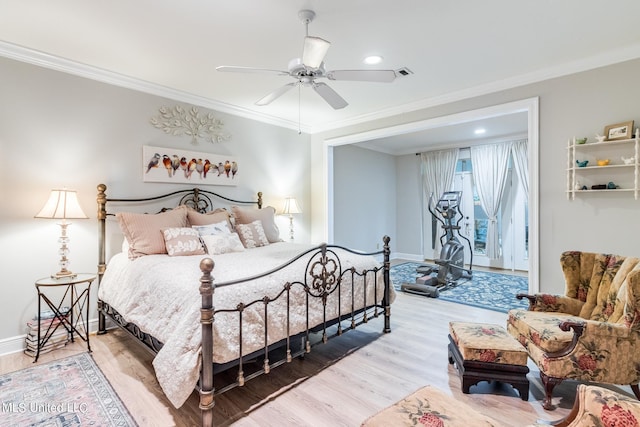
(162, 227, 206, 256)
(192, 220, 231, 236)
(187, 208, 233, 230)
(231, 205, 281, 243)
(235, 220, 270, 248)
(117, 205, 188, 259)
(201, 233, 245, 255)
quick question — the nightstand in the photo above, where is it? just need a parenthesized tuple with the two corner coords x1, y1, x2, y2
(33, 273, 96, 362)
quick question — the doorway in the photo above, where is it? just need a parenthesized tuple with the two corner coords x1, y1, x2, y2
(323, 97, 539, 293)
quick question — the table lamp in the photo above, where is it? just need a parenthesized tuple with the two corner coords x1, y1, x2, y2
(282, 197, 301, 241)
(35, 189, 88, 279)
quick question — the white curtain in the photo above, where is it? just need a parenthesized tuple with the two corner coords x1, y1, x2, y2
(470, 143, 511, 259)
(510, 139, 529, 198)
(421, 149, 459, 257)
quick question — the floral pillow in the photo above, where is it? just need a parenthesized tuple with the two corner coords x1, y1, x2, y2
(201, 233, 245, 255)
(162, 227, 205, 256)
(235, 220, 270, 248)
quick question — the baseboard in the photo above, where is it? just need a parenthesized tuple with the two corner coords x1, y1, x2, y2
(0, 318, 102, 357)
(393, 252, 424, 262)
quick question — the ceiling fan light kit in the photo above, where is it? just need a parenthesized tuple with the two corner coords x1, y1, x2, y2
(216, 9, 402, 110)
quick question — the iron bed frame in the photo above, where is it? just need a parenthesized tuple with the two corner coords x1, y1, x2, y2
(95, 183, 392, 426)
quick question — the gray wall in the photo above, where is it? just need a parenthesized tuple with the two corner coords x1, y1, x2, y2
(0, 56, 311, 347)
(318, 58, 640, 295)
(332, 144, 396, 251)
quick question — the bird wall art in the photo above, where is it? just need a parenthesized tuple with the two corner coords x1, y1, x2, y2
(142, 145, 239, 186)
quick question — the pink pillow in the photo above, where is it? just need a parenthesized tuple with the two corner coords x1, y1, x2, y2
(162, 227, 206, 256)
(231, 206, 281, 243)
(117, 205, 188, 259)
(235, 220, 270, 248)
(187, 208, 233, 230)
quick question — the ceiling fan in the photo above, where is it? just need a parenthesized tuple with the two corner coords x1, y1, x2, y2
(216, 9, 397, 110)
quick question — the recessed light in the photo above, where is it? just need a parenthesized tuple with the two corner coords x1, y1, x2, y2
(363, 55, 383, 65)
(474, 128, 486, 135)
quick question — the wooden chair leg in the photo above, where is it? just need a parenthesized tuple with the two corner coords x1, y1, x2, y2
(631, 384, 640, 400)
(540, 372, 563, 410)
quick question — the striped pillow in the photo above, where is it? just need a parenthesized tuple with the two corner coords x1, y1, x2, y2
(117, 205, 188, 259)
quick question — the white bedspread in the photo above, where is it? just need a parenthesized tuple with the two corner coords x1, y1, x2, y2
(98, 242, 394, 408)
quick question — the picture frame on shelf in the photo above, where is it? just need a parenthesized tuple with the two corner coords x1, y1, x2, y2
(603, 120, 634, 141)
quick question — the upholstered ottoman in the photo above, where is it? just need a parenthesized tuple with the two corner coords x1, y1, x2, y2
(448, 321, 530, 400)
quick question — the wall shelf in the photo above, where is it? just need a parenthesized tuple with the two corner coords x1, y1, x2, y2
(566, 136, 639, 200)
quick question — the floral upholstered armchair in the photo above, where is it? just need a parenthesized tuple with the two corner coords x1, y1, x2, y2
(529, 384, 640, 427)
(507, 251, 640, 410)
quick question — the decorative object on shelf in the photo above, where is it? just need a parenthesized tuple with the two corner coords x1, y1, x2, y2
(150, 104, 231, 145)
(603, 120, 634, 141)
(576, 137, 588, 144)
(143, 145, 239, 186)
(595, 134, 606, 142)
(35, 189, 88, 279)
(622, 156, 635, 165)
(281, 197, 302, 241)
(607, 182, 620, 189)
(567, 131, 639, 200)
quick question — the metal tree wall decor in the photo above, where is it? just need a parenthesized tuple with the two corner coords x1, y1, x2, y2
(150, 105, 231, 145)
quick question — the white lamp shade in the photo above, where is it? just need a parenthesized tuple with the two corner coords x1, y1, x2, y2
(35, 189, 88, 219)
(282, 197, 302, 215)
(302, 36, 330, 69)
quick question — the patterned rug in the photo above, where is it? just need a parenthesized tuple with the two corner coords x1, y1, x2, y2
(391, 262, 529, 313)
(0, 352, 137, 426)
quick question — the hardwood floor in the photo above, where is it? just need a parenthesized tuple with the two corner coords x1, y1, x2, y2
(1, 290, 634, 426)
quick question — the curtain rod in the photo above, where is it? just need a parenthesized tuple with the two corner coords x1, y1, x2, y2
(416, 147, 470, 156)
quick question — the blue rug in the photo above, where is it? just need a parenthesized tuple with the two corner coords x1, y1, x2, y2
(390, 262, 529, 313)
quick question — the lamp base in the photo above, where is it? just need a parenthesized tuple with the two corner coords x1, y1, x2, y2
(51, 270, 77, 280)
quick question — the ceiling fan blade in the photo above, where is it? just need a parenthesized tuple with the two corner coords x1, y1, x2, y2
(326, 69, 396, 83)
(302, 36, 330, 69)
(312, 82, 348, 110)
(255, 82, 297, 106)
(216, 66, 289, 76)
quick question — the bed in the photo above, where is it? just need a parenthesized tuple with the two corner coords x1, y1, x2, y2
(95, 183, 394, 426)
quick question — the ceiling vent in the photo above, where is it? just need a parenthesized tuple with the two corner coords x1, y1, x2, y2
(395, 67, 414, 78)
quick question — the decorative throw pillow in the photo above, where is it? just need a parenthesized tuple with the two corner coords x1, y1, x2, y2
(231, 205, 281, 243)
(187, 208, 233, 230)
(162, 227, 206, 256)
(192, 220, 231, 236)
(235, 220, 270, 248)
(117, 205, 189, 259)
(201, 233, 245, 255)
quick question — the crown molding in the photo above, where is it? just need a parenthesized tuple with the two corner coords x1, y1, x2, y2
(0, 41, 311, 134)
(311, 42, 640, 134)
(1, 40, 639, 135)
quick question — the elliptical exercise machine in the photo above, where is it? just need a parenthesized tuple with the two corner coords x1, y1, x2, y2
(401, 191, 473, 297)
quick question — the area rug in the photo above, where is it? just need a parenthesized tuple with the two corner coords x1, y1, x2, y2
(390, 262, 529, 313)
(361, 385, 502, 426)
(0, 352, 137, 426)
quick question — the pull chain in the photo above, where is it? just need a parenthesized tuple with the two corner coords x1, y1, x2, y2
(298, 84, 302, 135)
